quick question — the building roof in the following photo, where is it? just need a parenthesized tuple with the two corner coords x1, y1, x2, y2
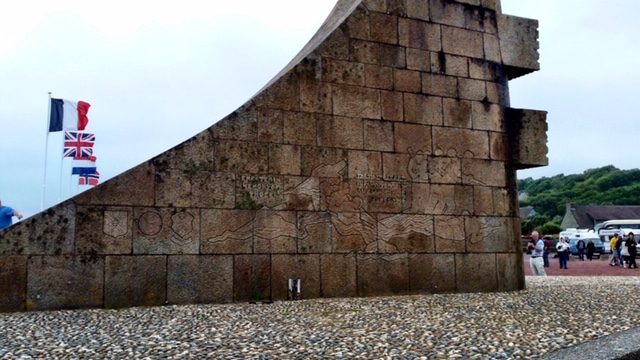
(519, 206, 536, 218)
(564, 204, 640, 228)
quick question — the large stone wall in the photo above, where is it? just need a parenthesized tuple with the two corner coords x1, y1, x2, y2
(0, 0, 547, 312)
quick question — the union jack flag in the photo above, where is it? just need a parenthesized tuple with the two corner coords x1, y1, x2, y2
(79, 171, 100, 186)
(64, 131, 95, 159)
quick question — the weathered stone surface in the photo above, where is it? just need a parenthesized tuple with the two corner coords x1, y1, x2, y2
(269, 144, 301, 176)
(422, 73, 458, 98)
(271, 255, 321, 300)
(364, 64, 393, 90)
(133, 207, 199, 254)
(364, 120, 394, 152)
(442, 26, 484, 59)
(283, 176, 320, 211)
(399, 18, 441, 51)
(235, 175, 284, 209)
(432, 127, 489, 159)
(283, 112, 316, 146)
(395, 123, 432, 154)
(212, 109, 258, 141)
(332, 84, 381, 119)
(405, 0, 429, 20)
(472, 102, 503, 132)
(201, 209, 254, 254)
(105, 256, 166, 308)
(429, 0, 465, 28)
(443, 98, 472, 128)
(74, 164, 155, 206)
(431, 53, 468, 77)
(465, 216, 514, 252)
(254, 210, 297, 253)
(473, 186, 495, 216)
(455, 253, 498, 292)
(409, 184, 473, 216)
(317, 115, 363, 149)
(168, 255, 233, 304)
(406, 48, 431, 72)
(461, 159, 506, 187)
(332, 211, 377, 253)
(27, 256, 104, 310)
(191, 172, 236, 208)
(76, 206, 131, 255)
(497, 252, 524, 291)
(458, 78, 486, 101)
(253, 72, 300, 111)
(507, 108, 548, 169)
(409, 254, 455, 293)
(322, 59, 364, 86)
(233, 254, 271, 301)
(1, 202, 75, 256)
(321, 254, 357, 297)
(370, 13, 398, 44)
(357, 254, 409, 296)
(381, 90, 404, 121)
(378, 214, 434, 253)
(404, 93, 443, 125)
(301, 147, 348, 178)
(498, 14, 540, 78)
(153, 130, 214, 171)
(489, 132, 508, 161)
(429, 156, 461, 184)
(434, 216, 466, 252)
(214, 140, 269, 174)
(484, 33, 502, 63)
(348, 150, 382, 180)
(493, 187, 513, 217)
(0, 256, 26, 312)
(298, 212, 332, 253)
(257, 108, 284, 142)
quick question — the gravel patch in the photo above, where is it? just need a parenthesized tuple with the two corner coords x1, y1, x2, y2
(1, 276, 640, 359)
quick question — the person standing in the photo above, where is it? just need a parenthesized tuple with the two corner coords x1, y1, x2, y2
(586, 240, 595, 261)
(528, 231, 546, 276)
(542, 236, 551, 267)
(576, 238, 586, 261)
(0, 200, 23, 230)
(609, 233, 620, 266)
(620, 234, 630, 268)
(617, 235, 624, 267)
(556, 237, 569, 269)
(626, 232, 637, 269)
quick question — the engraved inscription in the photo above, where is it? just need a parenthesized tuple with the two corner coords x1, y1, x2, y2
(236, 175, 284, 209)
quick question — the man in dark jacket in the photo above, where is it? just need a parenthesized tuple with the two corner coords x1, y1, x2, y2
(576, 238, 586, 261)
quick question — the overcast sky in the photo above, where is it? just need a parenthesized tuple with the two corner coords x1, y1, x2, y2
(1, 0, 638, 218)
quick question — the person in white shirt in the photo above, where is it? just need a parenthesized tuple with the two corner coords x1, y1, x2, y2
(528, 231, 546, 276)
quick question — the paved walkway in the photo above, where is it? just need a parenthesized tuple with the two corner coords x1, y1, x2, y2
(1, 276, 640, 359)
(523, 254, 640, 276)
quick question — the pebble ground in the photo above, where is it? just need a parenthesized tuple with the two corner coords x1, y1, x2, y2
(1, 276, 640, 359)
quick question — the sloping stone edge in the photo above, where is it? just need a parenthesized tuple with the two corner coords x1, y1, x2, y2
(542, 326, 640, 360)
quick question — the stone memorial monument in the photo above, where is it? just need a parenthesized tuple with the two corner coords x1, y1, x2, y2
(0, 0, 547, 312)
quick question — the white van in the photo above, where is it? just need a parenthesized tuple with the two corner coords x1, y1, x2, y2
(598, 228, 638, 253)
(600, 220, 640, 231)
(559, 229, 604, 255)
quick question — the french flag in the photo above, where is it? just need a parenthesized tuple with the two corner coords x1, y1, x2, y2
(49, 98, 90, 132)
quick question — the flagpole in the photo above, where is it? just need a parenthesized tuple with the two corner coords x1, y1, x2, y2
(59, 130, 65, 202)
(41, 92, 52, 211)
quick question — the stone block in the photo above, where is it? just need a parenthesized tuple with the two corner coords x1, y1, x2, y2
(464, 4, 497, 33)
(370, 13, 398, 45)
(386, 0, 407, 16)
(408, 184, 473, 216)
(283, 111, 317, 146)
(379, 44, 407, 68)
(253, 72, 300, 111)
(321, 254, 357, 297)
(344, 6, 370, 40)
(331, 211, 378, 253)
(357, 254, 409, 296)
(27, 256, 104, 311)
(431, 53, 469, 77)
(442, 25, 484, 59)
(233, 254, 271, 302)
(283, 176, 321, 211)
(409, 254, 456, 293)
(406, 48, 431, 72)
(429, 0, 465, 28)
(461, 159, 506, 187)
(497, 15, 540, 78)
(74, 164, 156, 207)
(214, 140, 269, 174)
(506, 108, 548, 169)
(472, 102, 503, 132)
(133, 208, 200, 254)
(104, 256, 166, 308)
(317, 115, 364, 149)
(489, 132, 508, 161)
(212, 109, 258, 141)
(432, 127, 489, 159)
(486, 81, 509, 106)
(254, 210, 297, 254)
(235, 175, 284, 209)
(298, 212, 332, 253)
(301, 146, 348, 178)
(154, 169, 191, 207)
(473, 186, 495, 216)
(469, 59, 502, 81)
(363, 0, 385, 12)
(393, 69, 422, 93)
(201, 209, 254, 254)
(271, 255, 321, 300)
(458, 78, 486, 101)
(167, 255, 233, 304)
(364, 120, 394, 152)
(269, 144, 301, 176)
(0, 256, 26, 312)
(382, 153, 411, 182)
(317, 28, 349, 61)
(332, 84, 381, 119)
(191, 172, 236, 208)
(351, 39, 380, 65)
(497, 253, 524, 291)
(76, 206, 132, 256)
(381, 90, 403, 121)
(152, 130, 214, 171)
(482, 0, 501, 12)
(483, 33, 502, 63)
(403, 93, 443, 126)
(322, 59, 365, 86)
(398, 18, 441, 51)
(405, 0, 429, 20)
(493, 188, 512, 217)
(359, 179, 404, 213)
(378, 214, 434, 253)
(0, 202, 75, 256)
(455, 253, 498, 292)
(257, 108, 284, 142)
(348, 150, 382, 180)
(434, 216, 466, 252)
(394, 123, 432, 154)
(364, 64, 393, 90)
(422, 73, 458, 98)
(320, 178, 363, 212)
(299, 73, 333, 114)
(465, 216, 514, 252)
(443, 98, 472, 128)
(429, 156, 461, 184)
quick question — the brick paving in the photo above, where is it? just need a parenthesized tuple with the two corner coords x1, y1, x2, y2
(523, 253, 640, 276)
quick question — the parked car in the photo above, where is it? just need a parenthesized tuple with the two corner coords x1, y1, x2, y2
(568, 238, 605, 255)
